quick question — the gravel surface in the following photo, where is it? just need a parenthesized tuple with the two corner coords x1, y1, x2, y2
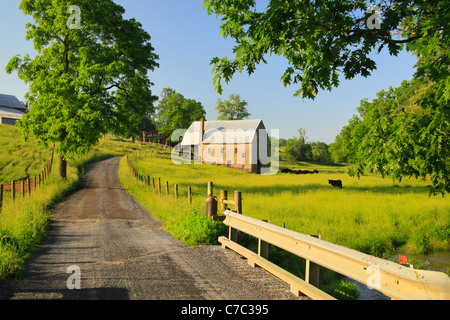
(0, 157, 307, 301)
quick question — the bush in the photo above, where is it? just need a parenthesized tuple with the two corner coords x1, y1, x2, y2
(167, 210, 228, 246)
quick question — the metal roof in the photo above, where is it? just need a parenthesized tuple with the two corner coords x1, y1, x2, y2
(181, 119, 266, 146)
(0, 106, 25, 120)
(0, 94, 26, 110)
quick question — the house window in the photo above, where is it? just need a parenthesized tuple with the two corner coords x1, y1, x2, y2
(234, 148, 238, 153)
(242, 152, 246, 158)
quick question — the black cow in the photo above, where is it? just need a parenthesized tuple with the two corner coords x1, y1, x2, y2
(328, 180, 342, 188)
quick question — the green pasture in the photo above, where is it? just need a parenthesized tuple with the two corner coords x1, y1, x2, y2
(124, 150, 449, 259)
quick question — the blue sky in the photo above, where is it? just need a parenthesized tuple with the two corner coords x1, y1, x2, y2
(0, 0, 418, 143)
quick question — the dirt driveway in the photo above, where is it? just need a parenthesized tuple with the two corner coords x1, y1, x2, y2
(0, 157, 304, 301)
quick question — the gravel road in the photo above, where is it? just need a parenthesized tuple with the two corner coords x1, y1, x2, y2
(0, 157, 306, 301)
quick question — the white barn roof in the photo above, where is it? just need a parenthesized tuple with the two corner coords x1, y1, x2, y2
(0, 94, 26, 111)
(181, 119, 266, 146)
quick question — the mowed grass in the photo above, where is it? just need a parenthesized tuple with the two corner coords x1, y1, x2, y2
(123, 151, 449, 259)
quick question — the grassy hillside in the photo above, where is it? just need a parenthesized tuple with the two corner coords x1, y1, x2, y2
(0, 124, 53, 182)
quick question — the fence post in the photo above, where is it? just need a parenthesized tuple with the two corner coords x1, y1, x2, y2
(158, 178, 161, 196)
(206, 182, 217, 218)
(0, 184, 3, 209)
(152, 178, 155, 192)
(22, 179, 25, 198)
(11, 181, 15, 201)
(27, 178, 31, 196)
(220, 190, 227, 214)
(165, 181, 169, 197)
(175, 184, 178, 199)
(188, 186, 192, 205)
(305, 235, 321, 287)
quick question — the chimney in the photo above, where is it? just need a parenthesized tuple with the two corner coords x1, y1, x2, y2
(200, 118, 205, 140)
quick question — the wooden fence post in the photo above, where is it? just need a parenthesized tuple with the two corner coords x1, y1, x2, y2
(158, 178, 161, 196)
(11, 181, 15, 201)
(220, 190, 227, 214)
(27, 178, 31, 196)
(152, 178, 155, 192)
(0, 184, 3, 209)
(175, 184, 178, 199)
(205, 181, 217, 218)
(188, 186, 192, 205)
(165, 181, 169, 197)
(234, 191, 242, 214)
(22, 179, 25, 198)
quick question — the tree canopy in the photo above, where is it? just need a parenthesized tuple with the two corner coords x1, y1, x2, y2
(215, 93, 251, 120)
(6, 0, 159, 177)
(154, 88, 206, 142)
(331, 78, 449, 195)
(203, 0, 448, 99)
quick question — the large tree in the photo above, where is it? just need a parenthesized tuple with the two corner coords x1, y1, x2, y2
(215, 93, 251, 120)
(154, 88, 206, 142)
(6, 0, 159, 178)
(349, 79, 449, 195)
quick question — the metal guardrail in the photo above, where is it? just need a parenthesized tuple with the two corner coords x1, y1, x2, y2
(221, 210, 450, 300)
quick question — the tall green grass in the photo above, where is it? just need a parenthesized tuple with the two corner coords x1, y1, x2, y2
(125, 152, 449, 258)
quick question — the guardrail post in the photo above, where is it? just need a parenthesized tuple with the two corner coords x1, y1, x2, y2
(305, 235, 321, 287)
(259, 220, 270, 260)
(229, 191, 242, 242)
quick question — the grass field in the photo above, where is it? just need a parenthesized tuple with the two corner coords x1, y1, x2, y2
(123, 150, 449, 259)
(1, 123, 448, 298)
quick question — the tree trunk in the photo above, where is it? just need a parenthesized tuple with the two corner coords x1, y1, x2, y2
(59, 129, 68, 179)
(59, 154, 67, 179)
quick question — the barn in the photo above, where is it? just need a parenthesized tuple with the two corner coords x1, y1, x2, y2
(180, 118, 270, 173)
(0, 94, 26, 126)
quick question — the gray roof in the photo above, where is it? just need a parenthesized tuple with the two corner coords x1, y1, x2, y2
(181, 119, 266, 146)
(0, 106, 25, 120)
(0, 94, 26, 110)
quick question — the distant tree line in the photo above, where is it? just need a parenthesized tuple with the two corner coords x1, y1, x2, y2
(280, 128, 332, 164)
